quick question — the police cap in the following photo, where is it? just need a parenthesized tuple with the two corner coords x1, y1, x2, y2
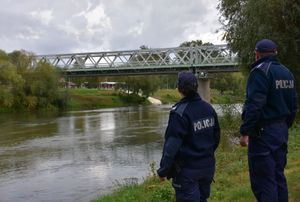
(177, 71, 198, 91)
(255, 39, 277, 53)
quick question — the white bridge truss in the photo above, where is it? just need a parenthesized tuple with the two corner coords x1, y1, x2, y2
(35, 45, 238, 76)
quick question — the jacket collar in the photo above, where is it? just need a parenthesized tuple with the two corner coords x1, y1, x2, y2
(180, 92, 201, 103)
(250, 55, 278, 69)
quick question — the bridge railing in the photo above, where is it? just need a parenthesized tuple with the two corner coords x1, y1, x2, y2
(34, 45, 238, 75)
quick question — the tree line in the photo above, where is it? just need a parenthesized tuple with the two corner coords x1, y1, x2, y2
(0, 50, 65, 112)
(0, 42, 247, 113)
(218, 0, 300, 93)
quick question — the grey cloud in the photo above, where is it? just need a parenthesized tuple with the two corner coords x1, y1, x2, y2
(107, 0, 219, 49)
(0, 0, 221, 54)
(0, 11, 77, 54)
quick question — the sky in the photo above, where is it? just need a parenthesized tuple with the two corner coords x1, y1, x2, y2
(0, 0, 224, 55)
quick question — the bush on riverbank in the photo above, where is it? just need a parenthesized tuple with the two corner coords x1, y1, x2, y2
(94, 118, 300, 202)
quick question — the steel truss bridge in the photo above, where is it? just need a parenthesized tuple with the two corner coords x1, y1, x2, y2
(35, 45, 239, 76)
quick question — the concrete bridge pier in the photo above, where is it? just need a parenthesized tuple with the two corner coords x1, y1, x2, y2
(196, 72, 211, 103)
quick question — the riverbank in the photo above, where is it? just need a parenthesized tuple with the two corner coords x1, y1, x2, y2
(66, 88, 150, 110)
(93, 126, 300, 202)
(68, 88, 244, 109)
(152, 89, 244, 104)
(0, 88, 153, 113)
(0, 88, 242, 113)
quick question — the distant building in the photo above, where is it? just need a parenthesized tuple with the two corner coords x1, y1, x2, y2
(59, 78, 77, 88)
(99, 82, 125, 90)
(67, 81, 77, 88)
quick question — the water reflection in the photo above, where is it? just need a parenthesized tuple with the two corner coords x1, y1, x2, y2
(0, 106, 169, 202)
(0, 104, 244, 202)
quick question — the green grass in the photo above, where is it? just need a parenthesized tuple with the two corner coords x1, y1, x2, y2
(92, 178, 175, 202)
(153, 88, 244, 104)
(93, 127, 300, 202)
(152, 89, 181, 104)
(210, 89, 245, 104)
(67, 88, 148, 110)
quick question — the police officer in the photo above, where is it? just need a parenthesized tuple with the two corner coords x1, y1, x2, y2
(240, 39, 297, 202)
(157, 71, 220, 202)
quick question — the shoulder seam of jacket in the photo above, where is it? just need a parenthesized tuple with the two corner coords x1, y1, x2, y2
(251, 61, 271, 76)
(266, 62, 272, 75)
(174, 102, 189, 117)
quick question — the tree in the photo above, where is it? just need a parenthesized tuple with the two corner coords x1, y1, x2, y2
(128, 45, 169, 66)
(179, 40, 213, 47)
(0, 60, 24, 108)
(178, 40, 219, 66)
(218, 0, 300, 93)
(123, 75, 160, 97)
(0, 50, 9, 61)
(8, 50, 34, 73)
(180, 40, 204, 47)
(0, 49, 65, 111)
(138, 76, 160, 97)
(211, 72, 245, 95)
(24, 62, 60, 109)
(157, 75, 178, 89)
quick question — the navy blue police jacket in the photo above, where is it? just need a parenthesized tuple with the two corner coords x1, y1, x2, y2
(157, 93, 220, 177)
(240, 56, 297, 137)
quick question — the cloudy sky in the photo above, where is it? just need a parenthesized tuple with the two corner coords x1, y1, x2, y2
(0, 0, 224, 55)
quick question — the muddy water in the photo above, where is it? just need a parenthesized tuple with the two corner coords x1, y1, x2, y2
(0, 106, 171, 202)
(0, 104, 241, 202)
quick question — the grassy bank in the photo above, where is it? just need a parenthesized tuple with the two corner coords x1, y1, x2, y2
(67, 88, 245, 110)
(0, 88, 241, 113)
(153, 89, 244, 104)
(152, 89, 181, 104)
(0, 88, 150, 113)
(68, 88, 245, 110)
(93, 126, 300, 202)
(210, 89, 244, 104)
(67, 88, 148, 110)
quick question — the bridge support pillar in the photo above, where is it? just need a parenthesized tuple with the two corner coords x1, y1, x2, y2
(197, 72, 210, 103)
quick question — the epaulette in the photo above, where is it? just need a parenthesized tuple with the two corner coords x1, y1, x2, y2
(252, 61, 273, 76)
(171, 102, 189, 117)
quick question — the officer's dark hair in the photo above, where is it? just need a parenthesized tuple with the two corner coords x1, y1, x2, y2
(178, 84, 198, 97)
(257, 51, 277, 58)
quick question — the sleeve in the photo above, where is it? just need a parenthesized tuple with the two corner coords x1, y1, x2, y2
(240, 70, 269, 137)
(213, 110, 220, 151)
(286, 85, 298, 128)
(157, 111, 188, 177)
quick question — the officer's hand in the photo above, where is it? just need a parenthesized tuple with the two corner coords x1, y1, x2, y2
(240, 135, 249, 147)
(159, 177, 167, 181)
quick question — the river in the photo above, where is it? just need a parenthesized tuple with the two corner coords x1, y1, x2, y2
(0, 105, 173, 202)
(0, 104, 241, 202)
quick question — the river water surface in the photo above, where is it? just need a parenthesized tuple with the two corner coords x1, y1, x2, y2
(0, 104, 240, 202)
(0, 105, 173, 202)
